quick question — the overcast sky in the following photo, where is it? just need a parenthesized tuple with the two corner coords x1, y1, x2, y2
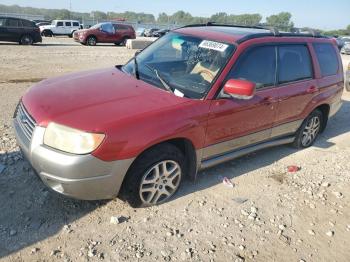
(0, 0, 349, 30)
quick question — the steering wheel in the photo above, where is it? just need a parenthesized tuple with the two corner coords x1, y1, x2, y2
(197, 69, 215, 81)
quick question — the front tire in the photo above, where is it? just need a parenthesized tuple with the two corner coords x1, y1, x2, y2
(86, 36, 97, 46)
(19, 35, 33, 45)
(293, 109, 323, 149)
(120, 143, 185, 207)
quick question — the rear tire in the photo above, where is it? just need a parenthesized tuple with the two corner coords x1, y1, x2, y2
(293, 109, 323, 149)
(115, 38, 128, 46)
(119, 143, 185, 208)
(19, 35, 33, 45)
(69, 31, 76, 38)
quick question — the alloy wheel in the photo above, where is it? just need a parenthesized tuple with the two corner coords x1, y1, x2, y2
(139, 160, 181, 205)
(301, 116, 321, 147)
(20, 35, 33, 45)
(87, 37, 96, 46)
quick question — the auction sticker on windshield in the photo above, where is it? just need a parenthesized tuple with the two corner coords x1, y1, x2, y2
(199, 40, 228, 52)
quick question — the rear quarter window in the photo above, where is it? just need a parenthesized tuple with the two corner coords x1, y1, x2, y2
(313, 43, 339, 76)
(73, 22, 79, 26)
(21, 19, 35, 27)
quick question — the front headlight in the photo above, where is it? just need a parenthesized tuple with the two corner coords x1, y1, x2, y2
(44, 122, 105, 154)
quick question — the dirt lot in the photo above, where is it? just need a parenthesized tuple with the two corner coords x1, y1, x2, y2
(0, 37, 350, 262)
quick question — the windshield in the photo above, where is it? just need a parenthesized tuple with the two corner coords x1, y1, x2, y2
(91, 23, 102, 29)
(122, 32, 235, 99)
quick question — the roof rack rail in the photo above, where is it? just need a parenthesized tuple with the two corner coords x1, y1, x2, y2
(181, 22, 280, 36)
(180, 22, 327, 43)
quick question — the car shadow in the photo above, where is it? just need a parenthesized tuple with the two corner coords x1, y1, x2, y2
(0, 97, 348, 259)
(0, 153, 106, 258)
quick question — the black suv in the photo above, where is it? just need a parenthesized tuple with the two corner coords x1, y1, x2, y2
(0, 17, 42, 45)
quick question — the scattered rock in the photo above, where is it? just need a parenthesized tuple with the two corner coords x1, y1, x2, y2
(241, 210, 249, 216)
(110, 216, 128, 224)
(326, 231, 334, 237)
(332, 192, 344, 199)
(9, 229, 17, 236)
(238, 245, 245, 250)
(233, 197, 248, 204)
(321, 182, 331, 187)
(50, 250, 60, 256)
(308, 230, 315, 236)
(30, 247, 39, 254)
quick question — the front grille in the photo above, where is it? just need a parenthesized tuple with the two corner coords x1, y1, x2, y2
(15, 102, 36, 141)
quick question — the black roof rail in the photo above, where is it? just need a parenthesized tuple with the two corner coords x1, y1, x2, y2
(181, 22, 280, 35)
(180, 22, 327, 44)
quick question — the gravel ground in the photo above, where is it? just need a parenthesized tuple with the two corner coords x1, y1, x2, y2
(0, 37, 350, 262)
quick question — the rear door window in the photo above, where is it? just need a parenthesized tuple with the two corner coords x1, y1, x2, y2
(278, 45, 313, 84)
(6, 18, 20, 27)
(313, 43, 338, 76)
(65, 22, 72, 27)
(228, 46, 277, 89)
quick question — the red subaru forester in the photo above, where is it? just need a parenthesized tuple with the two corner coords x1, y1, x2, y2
(14, 24, 343, 207)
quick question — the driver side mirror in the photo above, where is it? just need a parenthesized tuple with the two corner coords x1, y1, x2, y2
(223, 79, 256, 100)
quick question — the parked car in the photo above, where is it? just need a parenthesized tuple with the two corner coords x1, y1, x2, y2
(341, 42, 350, 54)
(152, 29, 170, 37)
(0, 16, 42, 45)
(346, 63, 350, 91)
(136, 27, 145, 37)
(340, 37, 350, 54)
(144, 28, 159, 37)
(40, 20, 81, 37)
(14, 25, 343, 207)
(73, 22, 136, 46)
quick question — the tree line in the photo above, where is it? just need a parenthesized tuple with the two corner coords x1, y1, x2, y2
(0, 4, 349, 35)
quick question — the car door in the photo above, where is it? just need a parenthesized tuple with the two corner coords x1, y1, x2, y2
(100, 23, 116, 43)
(55, 21, 64, 34)
(64, 21, 72, 34)
(272, 44, 317, 136)
(4, 18, 22, 42)
(203, 45, 279, 160)
(112, 24, 125, 43)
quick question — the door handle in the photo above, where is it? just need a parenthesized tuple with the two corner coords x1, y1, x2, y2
(306, 86, 318, 94)
(263, 96, 277, 104)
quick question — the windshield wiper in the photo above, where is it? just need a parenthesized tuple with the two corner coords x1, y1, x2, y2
(144, 64, 173, 93)
(133, 56, 140, 80)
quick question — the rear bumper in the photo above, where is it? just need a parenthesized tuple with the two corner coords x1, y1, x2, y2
(13, 119, 134, 200)
(33, 33, 42, 43)
(329, 99, 343, 117)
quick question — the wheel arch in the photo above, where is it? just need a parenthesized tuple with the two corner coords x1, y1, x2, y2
(314, 104, 330, 132)
(127, 138, 199, 182)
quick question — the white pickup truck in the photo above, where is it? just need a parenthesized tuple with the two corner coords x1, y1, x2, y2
(40, 20, 82, 37)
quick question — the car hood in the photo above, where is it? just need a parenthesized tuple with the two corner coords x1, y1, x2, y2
(40, 25, 54, 29)
(22, 67, 189, 132)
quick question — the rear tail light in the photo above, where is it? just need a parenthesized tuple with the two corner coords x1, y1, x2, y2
(34, 27, 40, 32)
